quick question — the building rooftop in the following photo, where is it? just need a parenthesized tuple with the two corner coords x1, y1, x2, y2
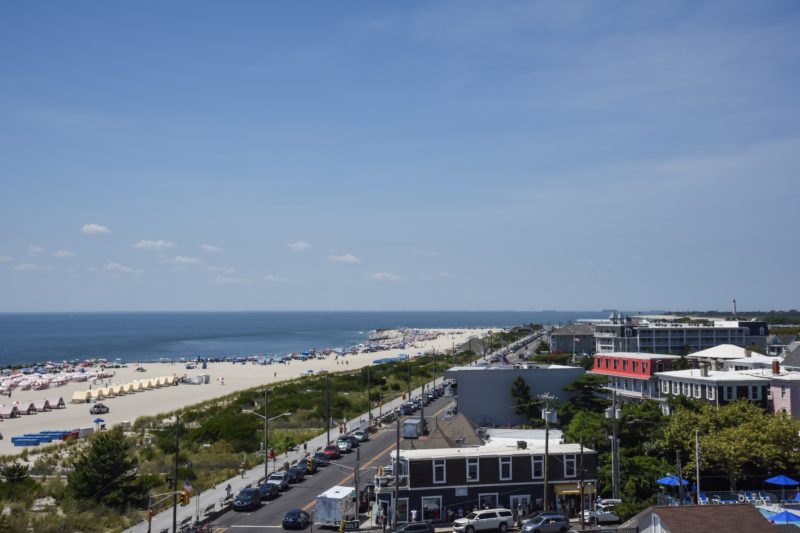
(551, 324, 594, 336)
(621, 504, 771, 533)
(656, 368, 769, 382)
(687, 344, 759, 360)
(400, 441, 592, 460)
(484, 428, 564, 446)
(403, 413, 483, 450)
(596, 352, 681, 361)
(447, 364, 577, 371)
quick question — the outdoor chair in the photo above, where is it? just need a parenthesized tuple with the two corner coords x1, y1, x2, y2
(758, 491, 771, 504)
(698, 493, 710, 505)
(783, 492, 800, 504)
(714, 494, 737, 504)
(744, 492, 757, 504)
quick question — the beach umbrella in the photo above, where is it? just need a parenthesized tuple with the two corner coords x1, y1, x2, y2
(656, 475, 689, 486)
(769, 510, 800, 524)
(767, 475, 800, 502)
(93, 417, 104, 424)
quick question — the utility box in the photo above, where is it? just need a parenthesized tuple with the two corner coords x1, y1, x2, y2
(403, 418, 424, 439)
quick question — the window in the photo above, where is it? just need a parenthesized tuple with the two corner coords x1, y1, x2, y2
(643, 363, 648, 373)
(661, 380, 669, 393)
(750, 385, 761, 401)
(613, 360, 618, 369)
(622, 360, 628, 371)
(531, 455, 544, 478)
(499, 457, 512, 481)
(605, 358, 610, 368)
(433, 459, 446, 484)
(694, 384, 701, 398)
(707, 386, 715, 400)
(564, 454, 577, 477)
(466, 458, 479, 482)
(782, 385, 787, 399)
(724, 386, 734, 401)
(632, 361, 639, 372)
(672, 381, 679, 394)
(421, 496, 442, 522)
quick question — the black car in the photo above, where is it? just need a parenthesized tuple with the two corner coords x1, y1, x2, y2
(257, 482, 280, 500)
(287, 464, 305, 483)
(282, 508, 311, 529)
(393, 522, 435, 533)
(89, 403, 109, 415)
(232, 488, 261, 511)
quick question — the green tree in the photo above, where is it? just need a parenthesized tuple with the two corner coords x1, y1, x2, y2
(67, 429, 148, 510)
(510, 376, 541, 422)
(560, 374, 610, 424)
(565, 410, 608, 452)
(0, 463, 30, 483)
(534, 340, 549, 354)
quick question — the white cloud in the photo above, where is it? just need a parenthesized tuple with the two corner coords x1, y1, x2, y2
(81, 223, 111, 235)
(212, 275, 248, 285)
(263, 274, 289, 283)
(287, 241, 312, 252)
(416, 250, 439, 257)
(201, 244, 223, 253)
(421, 272, 449, 281)
(367, 272, 405, 282)
(209, 266, 236, 274)
(330, 253, 360, 263)
(14, 263, 39, 271)
(53, 250, 76, 258)
(133, 239, 174, 251)
(27, 245, 45, 256)
(163, 255, 201, 265)
(0, 255, 13, 263)
(105, 262, 143, 276)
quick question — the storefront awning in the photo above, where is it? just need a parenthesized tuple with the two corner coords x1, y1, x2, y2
(554, 482, 596, 496)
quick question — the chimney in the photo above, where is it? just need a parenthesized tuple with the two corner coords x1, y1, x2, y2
(773, 360, 780, 375)
(745, 348, 752, 358)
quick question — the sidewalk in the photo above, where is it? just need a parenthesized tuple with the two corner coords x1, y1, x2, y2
(125, 374, 454, 532)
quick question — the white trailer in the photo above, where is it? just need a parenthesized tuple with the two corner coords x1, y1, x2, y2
(315, 485, 357, 527)
(403, 418, 424, 439)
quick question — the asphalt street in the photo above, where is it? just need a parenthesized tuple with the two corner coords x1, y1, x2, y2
(211, 395, 458, 532)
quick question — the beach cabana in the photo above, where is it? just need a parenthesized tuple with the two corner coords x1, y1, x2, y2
(163, 376, 174, 385)
(148, 378, 160, 388)
(71, 390, 92, 403)
(19, 402, 38, 415)
(110, 385, 124, 395)
(120, 383, 134, 393)
(98, 387, 114, 398)
(139, 380, 151, 390)
(0, 405, 19, 418)
(132, 381, 144, 391)
(32, 400, 50, 412)
(88, 389, 105, 401)
(47, 397, 65, 409)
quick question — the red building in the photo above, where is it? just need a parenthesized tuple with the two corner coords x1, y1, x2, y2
(590, 352, 681, 401)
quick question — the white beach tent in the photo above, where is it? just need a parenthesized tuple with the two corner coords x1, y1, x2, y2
(0, 405, 19, 418)
(32, 400, 50, 412)
(139, 380, 151, 390)
(19, 402, 38, 415)
(47, 397, 66, 409)
(88, 389, 105, 401)
(71, 390, 92, 403)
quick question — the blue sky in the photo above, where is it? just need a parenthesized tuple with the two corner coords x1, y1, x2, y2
(1, 1, 799, 312)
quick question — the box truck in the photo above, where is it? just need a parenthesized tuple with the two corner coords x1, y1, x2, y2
(315, 485, 357, 527)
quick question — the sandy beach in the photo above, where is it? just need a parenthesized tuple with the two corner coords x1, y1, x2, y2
(0, 328, 491, 456)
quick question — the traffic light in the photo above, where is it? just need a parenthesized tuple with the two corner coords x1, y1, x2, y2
(146, 509, 153, 521)
(180, 490, 190, 505)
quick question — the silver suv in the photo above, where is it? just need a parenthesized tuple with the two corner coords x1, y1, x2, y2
(453, 509, 514, 533)
(521, 514, 569, 533)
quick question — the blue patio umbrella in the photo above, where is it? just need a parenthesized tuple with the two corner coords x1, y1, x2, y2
(93, 417, 105, 424)
(769, 510, 800, 524)
(766, 475, 800, 486)
(657, 475, 689, 486)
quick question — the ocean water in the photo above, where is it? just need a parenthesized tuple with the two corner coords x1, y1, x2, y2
(0, 311, 610, 366)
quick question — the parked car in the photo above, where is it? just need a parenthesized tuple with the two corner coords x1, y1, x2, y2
(232, 488, 261, 511)
(584, 502, 620, 525)
(282, 508, 311, 529)
(394, 522, 435, 533)
(313, 451, 330, 466)
(352, 430, 369, 442)
(340, 434, 359, 448)
(336, 437, 353, 453)
(520, 514, 569, 533)
(323, 444, 341, 459)
(268, 471, 290, 491)
(453, 508, 515, 533)
(257, 482, 281, 500)
(89, 403, 109, 415)
(287, 464, 305, 483)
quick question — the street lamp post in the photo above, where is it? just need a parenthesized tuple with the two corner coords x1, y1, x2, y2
(242, 395, 291, 480)
(539, 393, 556, 512)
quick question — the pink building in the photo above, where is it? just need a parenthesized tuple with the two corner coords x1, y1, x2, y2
(769, 373, 800, 417)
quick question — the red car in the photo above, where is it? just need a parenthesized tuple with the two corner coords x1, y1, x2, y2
(323, 444, 341, 459)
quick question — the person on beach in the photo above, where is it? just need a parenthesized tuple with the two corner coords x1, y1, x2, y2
(303, 442, 307, 453)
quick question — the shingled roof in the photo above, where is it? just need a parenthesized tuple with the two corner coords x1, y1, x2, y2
(402, 412, 483, 450)
(551, 324, 594, 337)
(621, 504, 772, 533)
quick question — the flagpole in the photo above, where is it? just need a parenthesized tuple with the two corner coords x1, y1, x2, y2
(695, 430, 701, 501)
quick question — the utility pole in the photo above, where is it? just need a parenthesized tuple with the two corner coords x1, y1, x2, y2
(354, 446, 361, 519)
(264, 387, 269, 481)
(367, 366, 371, 429)
(326, 373, 331, 445)
(540, 393, 555, 512)
(394, 415, 401, 527)
(172, 415, 180, 533)
(420, 384, 425, 435)
(406, 357, 411, 401)
(579, 438, 585, 529)
(606, 391, 621, 500)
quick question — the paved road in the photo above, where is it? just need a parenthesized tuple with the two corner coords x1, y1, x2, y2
(211, 396, 457, 532)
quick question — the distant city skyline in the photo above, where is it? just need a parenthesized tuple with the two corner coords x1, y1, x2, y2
(1, 1, 799, 312)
